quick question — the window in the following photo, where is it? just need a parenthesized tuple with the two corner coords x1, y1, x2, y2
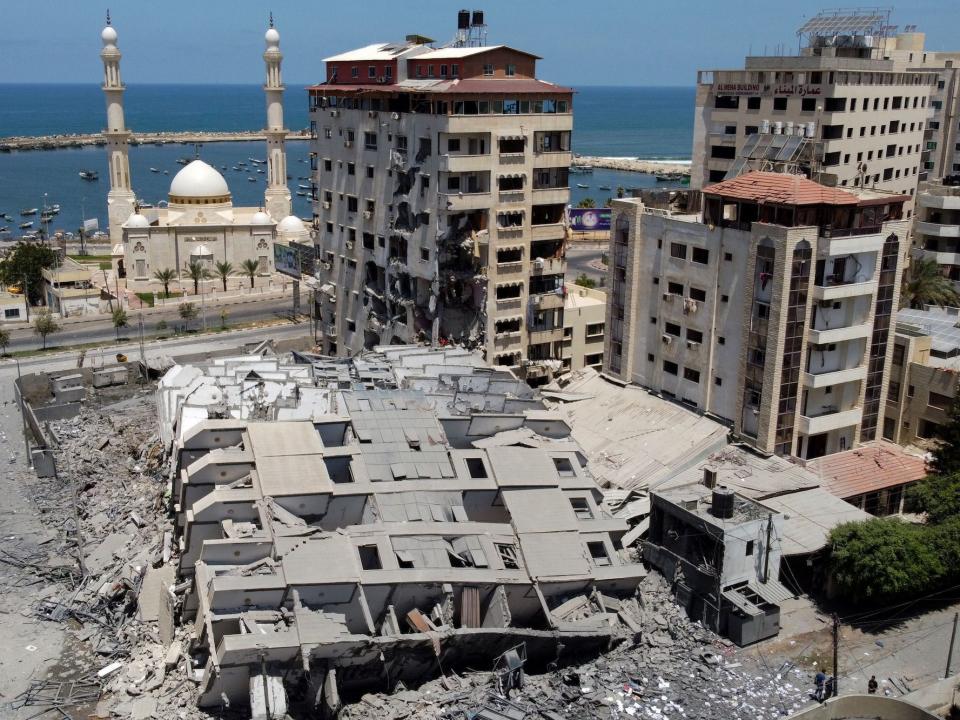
(892, 344, 905, 365)
(451, 64, 459, 77)
(668, 281, 684, 295)
(368, 65, 376, 79)
(683, 367, 701, 383)
(440, 64, 448, 77)
(553, 457, 575, 476)
(724, 252, 733, 261)
(711, 145, 736, 159)
(358, 545, 382, 570)
(4, 308, 19, 319)
(929, 391, 953, 410)
(385, 65, 392, 79)
(448, 138, 461, 153)
(483, 63, 494, 76)
(569, 497, 593, 520)
(692, 247, 709, 264)
(747, 96, 761, 110)
(714, 95, 739, 109)
(351, 65, 359, 78)
(665, 322, 681, 337)
(721, 294, 729, 303)
(347, 196, 358, 213)
(670, 242, 687, 260)
(420, 248, 430, 262)
(647, 353, 655, 362)
(745, 540, 754, 556)
(347, 162, 356, 176)
(506, 64, 516, 76)
(801, 98, 816, 112)
(718, 336, 725, 345)
(908, 385, 915, 398)
(714, 377, 723, 386)
(889, 380, 901, 400)
(687, 329, 703, 343)
(663, 360, 678, 375)
(689, 287, 706, 302)
(587, 541, 611, 566)
(366, 165, 374, 179)
(496, 543, 519, 569)
(364, 132, 377, 150)
(465, 457, 488, 478)
(773, 97, 788, 111)
(586, 323, 604, 337)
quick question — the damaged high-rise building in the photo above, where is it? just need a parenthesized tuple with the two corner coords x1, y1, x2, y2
(158, 346, 645, 714)
(308, 11, 572, 383)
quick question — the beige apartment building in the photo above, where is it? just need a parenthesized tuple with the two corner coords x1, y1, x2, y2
(914, 177, 960, 286)
(884, 307, 960, 446)
(690, 11, 939, 214)
(604, 173, 909, 460)
(308, 14, 572, 382)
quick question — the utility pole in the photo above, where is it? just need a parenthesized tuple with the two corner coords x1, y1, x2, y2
(946, 612, 959, 679)
(832, 614, 840, 697)
(22, 273, 30, 322)
(15, 358, 32, 469)
(137, 313, 146, 385)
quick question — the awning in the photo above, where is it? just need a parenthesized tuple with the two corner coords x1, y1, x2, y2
(499, 133, 526, 141)
(748, 579, 795, 604)
(498, 172, 526, 179)
(496, 280, 524, 288)
(496, 243, 525, 251)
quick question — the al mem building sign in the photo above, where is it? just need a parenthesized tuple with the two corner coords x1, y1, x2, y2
(715, 83, 823, 97)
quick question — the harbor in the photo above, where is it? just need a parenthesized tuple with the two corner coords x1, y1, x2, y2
(0, 129, 311, 153)
(573, 154, 691, 176)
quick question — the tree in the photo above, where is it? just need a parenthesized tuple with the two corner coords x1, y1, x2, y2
(925, 395, 960, 476)
(185, 260, 211, 296)
(32, 309, 60, 350)
(616, 186, 625, 199)
(828, 518, 947, 602)
(900, 257, 960, 309)
(906, 473, 960, 525)
(153, 268, 176, 297)
(178, 302, 199, 331)
(111, 307, 129, 340)
(574, 273, 597, 289)
(213, 261, 234, 292)
(576, 197, 596, 209)
(155, 319, 169, 337)
(0, 242, 57, 305)
(0, 327, 9, 356)
(239, 259, 261, 288)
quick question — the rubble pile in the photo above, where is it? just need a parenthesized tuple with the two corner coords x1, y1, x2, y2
(341, 575, 813, 720)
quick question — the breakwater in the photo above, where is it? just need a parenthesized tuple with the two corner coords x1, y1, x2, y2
(0, 130, 312, 153)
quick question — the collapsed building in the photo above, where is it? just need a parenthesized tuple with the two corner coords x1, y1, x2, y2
(308, 11, 572, 384)
(157, 346, 646, 713)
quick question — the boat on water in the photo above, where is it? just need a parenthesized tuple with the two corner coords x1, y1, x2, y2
(248, 177, 257, 182)
(140, 202, 154, 209)
(19, 221, 33, 229)
(79, 170, 99, 181)
(570, 164, 594, 174)
(598, 185, 612, 191)
(176, 158, 190, 165)
(0, 214, 11, 221)
(232, 166, 241, 171)
(163, 170, 169, 175)
(654, 171, 685, 183)
(0, 227, 8, 233)
(297, 184, 311, 190)
(576, 183, 590, 189)
(21, 208, 37, 216)
(256, 169, 265, 174)
(249, 158, 265, 164)
(296, 191, 308, 197)
(150, 167, 160, 173)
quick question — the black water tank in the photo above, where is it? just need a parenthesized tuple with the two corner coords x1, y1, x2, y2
(711, 486, 735, 519)
(472, 10, 485, 26)
(458, 10, 471, 29)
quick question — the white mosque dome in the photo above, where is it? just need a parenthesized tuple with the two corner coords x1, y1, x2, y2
(277, 215, 306, 234)
(101, 26, 118, 46)
(125, 212, 150, 228)
(251, 210, 273, 225)
(265, 27, 280, 46)
(169, 160, 231, 202)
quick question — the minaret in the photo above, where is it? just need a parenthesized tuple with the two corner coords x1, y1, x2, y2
(100, 12, 136, 242)
(263, 14, 292, 219)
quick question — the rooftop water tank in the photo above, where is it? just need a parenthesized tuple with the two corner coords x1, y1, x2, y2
(711, 486, 735, 520)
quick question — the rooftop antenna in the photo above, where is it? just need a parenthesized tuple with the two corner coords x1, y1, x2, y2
(105, 8, 111, 25)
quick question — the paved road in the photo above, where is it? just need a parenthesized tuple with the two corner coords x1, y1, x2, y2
(565, 242, 607, 286)
(7, 292, 308, 352)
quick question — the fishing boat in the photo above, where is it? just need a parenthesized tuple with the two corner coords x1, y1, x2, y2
(570, 164, 593, 174)
(139, 202, 154, 209)
(79, 170, 99, 181)
(576, 183, 589, 189)
(296, 191, 308, 197)
(654, 171, 685, 182)
(20, 208, 37, 216)
(19, 221, 33, 229)
(248, 176, 257, 182)
(176, 157, 190, 165)
(163, 170, 169, 175)
(249, 158, 265, 164)
(256, 169, 265, 174)
(51, 204, 60, 213)
(0, 227, 8, 233)
(598, 185, 611, 191)
(298, 184, 311, 190)
(232, 166, 241, 171)
(0, 213, 10, 220)
(150, 167, 160, 173)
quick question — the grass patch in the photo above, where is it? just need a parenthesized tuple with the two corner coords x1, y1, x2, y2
(135, 291, 184, 307)
(135, 292, 155, 307)
(68, 254, 113, 262)
(98, 262, 111, 270)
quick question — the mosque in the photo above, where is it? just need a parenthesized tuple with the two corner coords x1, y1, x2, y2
(100, 15, 308, 289)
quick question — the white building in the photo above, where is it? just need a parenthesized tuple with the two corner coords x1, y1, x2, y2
(100, 16, 302, 287)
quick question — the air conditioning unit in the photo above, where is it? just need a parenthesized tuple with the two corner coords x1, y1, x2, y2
(321, 261, 331, 271)
(322, 201, 331, 210)
(392, 112, 400, 120)
(330, 110, 340, 117)
(368, 110, 378, 118)
(363, 210, 373, 220)
(662, 334, 672, 344)
(377, 76, 387, 84)
(687, 340, 701, 349)
(662, 292, 673, 301)
(532, 295, 542, 306)
(344, 140, 353, 148)
(345, 240, 354, 251)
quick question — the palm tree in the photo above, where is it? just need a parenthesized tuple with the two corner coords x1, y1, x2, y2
(111, 307, 129, 340)
(239, 258, 261, 288)
(901, 257, 960, 309)
(153, 268, 176, 297)
(185, 260, 211, 295)
(214, 261, 234, 292)
(577, 197, 596, 209)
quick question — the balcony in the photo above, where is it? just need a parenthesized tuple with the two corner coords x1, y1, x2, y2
(918, 192, 960, 211)
(498, 190, 525, 204)
(802, 365, 867, 389)
(495, 261, 524, 275)
(440, 192, 492, 211)
(798, 407, 862, 435)
(812, 280, 874, 301)
(530, 256, 564, 274)
(438, 154, 491, 172)
(531, 187, 569, 205)
(920, 249, 960, 266)
(915, 221, 960, 238)
(497, 226, 524, 241)
(495, 297, 523, 312)
(498, 152, 525, 165)
(529, 327, 565, 344)
(531, 223, 565, 241)
(532, 151, 572, 167)
(493, 331, 523, 349)
(808, 324, 871, 344)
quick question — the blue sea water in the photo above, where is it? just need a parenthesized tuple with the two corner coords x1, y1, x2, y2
(0, 84, 694, 234)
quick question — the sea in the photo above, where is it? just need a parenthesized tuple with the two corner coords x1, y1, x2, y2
(0, 84, 694, 236)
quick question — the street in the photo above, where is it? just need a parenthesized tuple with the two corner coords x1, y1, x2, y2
(565, 242, 607, 286)
(6, 292, 306, 352)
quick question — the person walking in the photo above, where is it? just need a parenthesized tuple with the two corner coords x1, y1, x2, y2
(868, 675, 878, 694)
(814, 671, 826, 701)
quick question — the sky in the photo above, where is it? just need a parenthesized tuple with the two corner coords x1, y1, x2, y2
(4, 0, 960, 87)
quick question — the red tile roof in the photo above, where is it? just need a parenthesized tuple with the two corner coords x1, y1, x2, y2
(809, 441, 928, 499)
(705, 171, 860, 206)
